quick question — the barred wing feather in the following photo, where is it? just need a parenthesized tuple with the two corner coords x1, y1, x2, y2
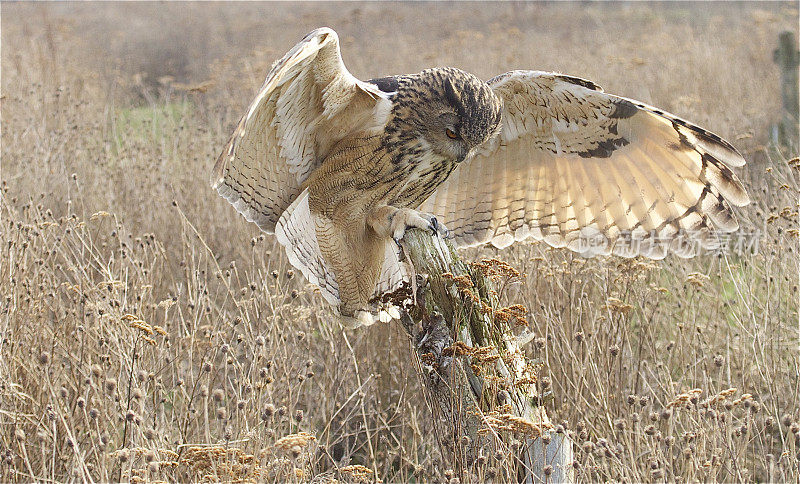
(211, 27, 388, 233)
(419, 71, 750, 259)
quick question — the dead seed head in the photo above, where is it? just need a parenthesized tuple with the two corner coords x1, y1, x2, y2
(702, 387, 738, 407)
(274, 432, 316, 451)
(340, 464, 374, 482)
(105, 378, 117, 394)
(668, 388, 702, 408)
(117, 449, 130, 462)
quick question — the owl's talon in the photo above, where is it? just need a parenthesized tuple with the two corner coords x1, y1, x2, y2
(426, 215, 450, 239)
(371, 207, 449, 243)
(428, 216, 439, 235)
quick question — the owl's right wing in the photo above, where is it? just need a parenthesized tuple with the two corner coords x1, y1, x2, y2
(212, 28, 390, 233)
(420, 71, 750, 258)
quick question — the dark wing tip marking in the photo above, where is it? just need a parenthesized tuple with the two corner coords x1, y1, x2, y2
(669, 117, 742, 160)
(577, 136, 631, 158)
(554, 74, 604, 92)
(609, 98, 638, 119)
(367, 76, 401, 93)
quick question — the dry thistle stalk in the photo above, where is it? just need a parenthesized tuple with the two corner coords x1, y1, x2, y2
(603, 296, 634, 315)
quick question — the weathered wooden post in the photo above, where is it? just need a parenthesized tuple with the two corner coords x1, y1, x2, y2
(772, 31, 799, 147)
(388, 229, 574, 483)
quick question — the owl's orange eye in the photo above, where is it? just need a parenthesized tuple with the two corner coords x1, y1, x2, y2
(445, 128, 458, 140)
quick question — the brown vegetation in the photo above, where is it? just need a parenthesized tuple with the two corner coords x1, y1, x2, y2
(1, 2, 798, 482)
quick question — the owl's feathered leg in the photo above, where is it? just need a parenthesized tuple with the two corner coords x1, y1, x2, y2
(368, 205, 451, 309)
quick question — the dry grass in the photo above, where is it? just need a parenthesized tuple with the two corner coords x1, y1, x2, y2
(1, 2, 798, 482)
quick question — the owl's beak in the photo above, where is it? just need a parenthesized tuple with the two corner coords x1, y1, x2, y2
(457, 148, 477, 164)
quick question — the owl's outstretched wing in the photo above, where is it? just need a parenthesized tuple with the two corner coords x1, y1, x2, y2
(212, 27, 390, 233)
(419, 71, 750, 258)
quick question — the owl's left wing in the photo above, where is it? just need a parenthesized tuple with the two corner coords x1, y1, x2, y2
(212, 28, 389, 233)
(418, 71, 750, 258)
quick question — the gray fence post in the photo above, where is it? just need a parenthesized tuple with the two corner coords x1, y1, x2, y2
(772, 31, 799, 147)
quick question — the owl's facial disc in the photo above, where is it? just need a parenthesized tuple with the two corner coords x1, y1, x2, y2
(425, 111, 469, 162)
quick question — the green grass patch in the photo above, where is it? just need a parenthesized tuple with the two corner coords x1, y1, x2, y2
(111, 100, 192, 153)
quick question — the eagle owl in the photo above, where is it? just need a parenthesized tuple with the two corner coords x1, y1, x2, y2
(212, 28, 750, 326)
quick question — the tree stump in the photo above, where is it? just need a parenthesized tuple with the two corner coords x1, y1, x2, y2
(389, 229, 574, 483)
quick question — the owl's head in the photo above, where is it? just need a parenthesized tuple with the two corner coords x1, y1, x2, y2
(386, 68, 503, 164)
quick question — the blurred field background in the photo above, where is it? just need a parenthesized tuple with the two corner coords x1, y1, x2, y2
(1, 2, 798, 482)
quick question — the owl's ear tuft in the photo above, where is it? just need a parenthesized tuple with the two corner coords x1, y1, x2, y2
(444, 78, 462, 109)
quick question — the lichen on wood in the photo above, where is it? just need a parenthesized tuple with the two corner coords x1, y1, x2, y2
(391, 228, 574, 482)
